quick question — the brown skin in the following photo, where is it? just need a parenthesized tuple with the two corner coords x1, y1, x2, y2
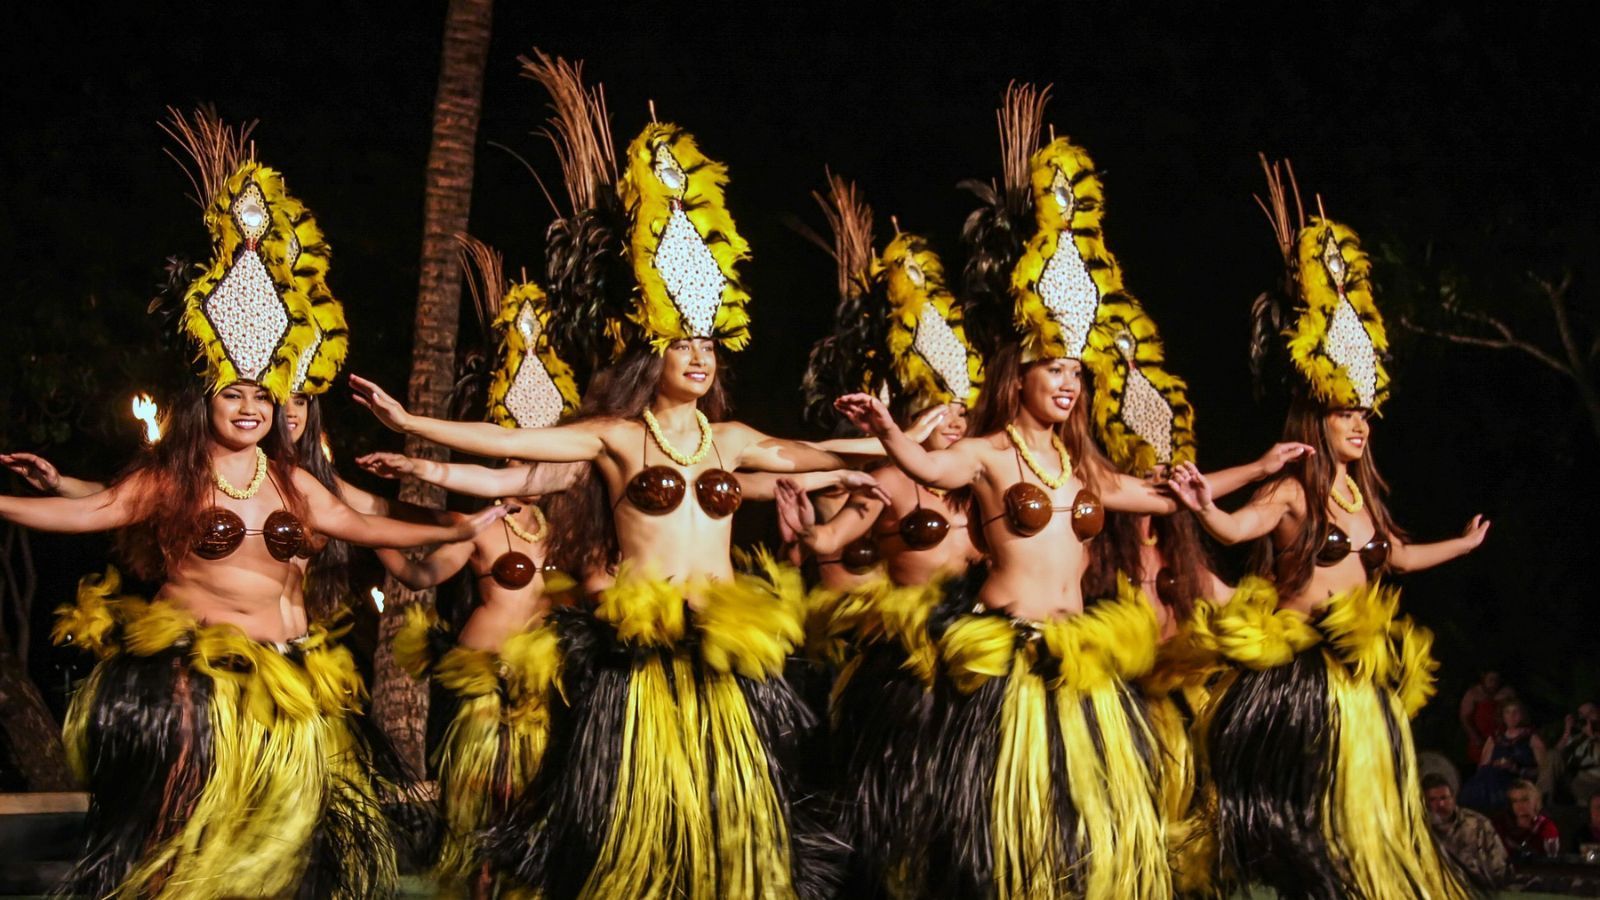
(838, 360, 1302, 620)
(782, 402, 982, 587)
(0, 385, 505, 643)
(1169, 408, 1490, 613)
(839, 359, 1177, 619)
(353, 338, 860, 594)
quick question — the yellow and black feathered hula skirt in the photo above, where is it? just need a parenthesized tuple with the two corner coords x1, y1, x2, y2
(1137, 608, 1228, 898)
(925, 576, 1173, 900)
(1194, 577, 1470, 900)
(53, 567, 405, 900)
(393, 604, 563, 896)
(824, 568, 983, 899)
(488, 553, 841, 899)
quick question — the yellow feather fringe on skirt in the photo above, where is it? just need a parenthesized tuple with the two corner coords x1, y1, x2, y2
(1137, 612, 1228, 898)
(491, 555, 840, 899)
(395, 604, 563, 892)
(1195, 578, 1469, 900)
(930, 578, 1173, 900)
(53, 568, 400, 900)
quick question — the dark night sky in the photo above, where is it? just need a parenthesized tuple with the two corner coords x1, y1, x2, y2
(3, 1, 1597, 744)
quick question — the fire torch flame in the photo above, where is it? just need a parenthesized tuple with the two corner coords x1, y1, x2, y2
(131, 393, 161, 443)
(370, 587, 385, 613)
(320, 433, 334, 463)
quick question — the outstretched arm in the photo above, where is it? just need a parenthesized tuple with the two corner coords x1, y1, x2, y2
(357, 454, 586, 500)
(774, 478, 883, 557)
(1388, 516, 1490, 573)
(834, 394, 980, 490)
(0, 475, 144, 533)
(1168, 462, 1297, 545)
(1207, 443, 1315, 499)
(351, 375, 605, 463)
(295, 470, 505, 549)
(374, 540, 477, 591)
(1, 452, 106, 499)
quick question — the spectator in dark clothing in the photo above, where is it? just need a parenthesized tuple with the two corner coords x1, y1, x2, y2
(1461, 671, 1516, 768)
(1462, 701, 1547, 811)
(1558, 701, 1600, 805)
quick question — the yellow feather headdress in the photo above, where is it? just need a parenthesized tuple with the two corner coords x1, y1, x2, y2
(458, 235, 580, 429)
(1286, 218, 1390, 412)
(1085, 302, 1197, 474)
(179, 161, 317, 401)
(1007, 131, 1196, 472)
(278, 190, 349, 396)
(877, 233, 983, 412)
(617, 123, 752, 352)
(1010, 137, 1118, 364)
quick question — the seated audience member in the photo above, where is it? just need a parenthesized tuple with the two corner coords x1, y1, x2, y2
(1558, 701, 1600, 805)
(1462, 700, 1547, 811)
(1495, 779, 1561, 862)
(1461, 671, 1517, 768)
(1424, 773, 1509, 885)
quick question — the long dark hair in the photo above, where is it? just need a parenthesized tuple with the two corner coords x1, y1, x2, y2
(293, 396, 352, 624)
(113, 382, 306, 581)
(1085, 510, 1214, 620)
(542, 345, 732, 578)
(1248, 397, 1408, 596)
(971, 341, 1109, 494)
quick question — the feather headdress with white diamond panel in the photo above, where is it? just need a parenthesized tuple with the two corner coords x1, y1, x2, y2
(878, 233, 983, 413)
(1285, 217, 1390, 412)
(618, 123, 752, 352)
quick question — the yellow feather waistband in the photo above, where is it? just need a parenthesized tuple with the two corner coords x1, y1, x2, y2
(55, 567, 364, 721)
(593, 553, 806, 679)
(940, 576, 1159, 694)
(1196, 576, 1438, 715)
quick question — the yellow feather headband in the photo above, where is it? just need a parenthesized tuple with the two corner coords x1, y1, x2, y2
(876, 233, 983, 412)
(618, 122, 752, 352)
(1285, 217, 1390, 412)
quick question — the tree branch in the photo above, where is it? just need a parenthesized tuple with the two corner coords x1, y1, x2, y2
(1399, 314, 1573, 378)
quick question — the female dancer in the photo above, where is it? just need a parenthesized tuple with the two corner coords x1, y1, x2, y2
(832, 93, 1295, 898)
(0, 121, 508, 898)
(352, 111, 859, 897)
(1165, 159, 1489, 899)
(786, 174, 988, 895)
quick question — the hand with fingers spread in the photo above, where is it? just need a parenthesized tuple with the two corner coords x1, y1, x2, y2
(1, 452, 62, 494)
(905, 404, 950, 444)
(774, 478, 817, 547)
(834, 393, 897, 438)
(1167, 461, 1216, 513)
(349, 375, 413, 433)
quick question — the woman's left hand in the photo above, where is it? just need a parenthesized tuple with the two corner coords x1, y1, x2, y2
(1460, 514, 1491, 550)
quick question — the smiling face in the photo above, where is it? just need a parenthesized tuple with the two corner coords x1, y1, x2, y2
(1018, 358, 1083, 425)
(283, 393, 310, 445)
(1324, 408, 1372, 463)
(659, 338, 717, 402)
(209, 382, 274, 450)
(925, 402, 969, 451)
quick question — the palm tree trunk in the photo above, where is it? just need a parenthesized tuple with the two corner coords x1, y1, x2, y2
(371, 0, 494, 775)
